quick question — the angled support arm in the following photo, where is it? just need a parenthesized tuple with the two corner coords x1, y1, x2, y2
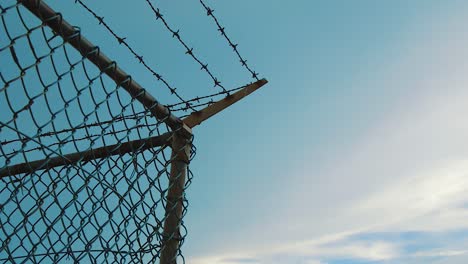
(183, 79, 268, 128)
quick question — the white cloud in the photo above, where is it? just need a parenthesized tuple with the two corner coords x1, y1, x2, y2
(304, 260, 324, 264)
(304, 240, 399, 261)
(412, 249, 468, 258)
(190, 232, 400, 264)
(351, 159, 468, 232)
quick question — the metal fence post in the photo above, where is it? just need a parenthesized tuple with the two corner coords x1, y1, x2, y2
(160, 131, 192, 264)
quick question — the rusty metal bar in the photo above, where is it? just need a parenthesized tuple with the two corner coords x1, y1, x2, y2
(159, 135, 191, 264)
(183, 79, 268, 128)
(19, 0, 186, 134)
(0, 132, 172, 178)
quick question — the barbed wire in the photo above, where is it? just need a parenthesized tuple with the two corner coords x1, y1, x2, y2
(72, 0, 264, 117)
(0, 79, 252, 149)
(72, 0, 258, 115)
(72, 0, 198, 112)
(144, 0, 227, 92)
(1, 124, 162, 155)
(0, 79, 249, 152)
(166, 81, 247, 108)
(198, 0, 259, 80)
(1, 111, 150, 146)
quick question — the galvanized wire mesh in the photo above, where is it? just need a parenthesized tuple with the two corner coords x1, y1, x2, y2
(0, 1, 194, 263)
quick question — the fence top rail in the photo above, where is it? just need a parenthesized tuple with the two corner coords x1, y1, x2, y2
(18, 0, 191, 137)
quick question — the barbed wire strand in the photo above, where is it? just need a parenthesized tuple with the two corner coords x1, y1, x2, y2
(0, 78, 253, 150)
(72, 0, 198, 112)
(73, 0, 252, 113)
(144, 0, 227, 92)
(198, 0, 259, 80)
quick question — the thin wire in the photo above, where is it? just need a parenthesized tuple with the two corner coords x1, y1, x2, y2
(72, 0, 196, 111)
(0, 80, 252, 148)
(144, 0, 227, 92)
(198, 0, 259, 80)
(72, 0, 256, 114)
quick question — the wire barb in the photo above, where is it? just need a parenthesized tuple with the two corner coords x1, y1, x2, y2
(144, 0, 228, 93)
(73, 0, 196, 112)
(198, 0, 260, 81)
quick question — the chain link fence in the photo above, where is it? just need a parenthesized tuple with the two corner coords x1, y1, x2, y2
(1, 0, 194, 263)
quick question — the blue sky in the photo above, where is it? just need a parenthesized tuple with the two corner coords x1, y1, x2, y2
(7, 0, 468, 263)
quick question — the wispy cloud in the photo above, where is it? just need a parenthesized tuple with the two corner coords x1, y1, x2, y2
(352, 159, 468, 232)
(190, 228, 468, 264)
(220, 257, 261, 263)
(412, 249, 468, 258)
(190, 231, 399, 264)
(190, 141, 468, 264)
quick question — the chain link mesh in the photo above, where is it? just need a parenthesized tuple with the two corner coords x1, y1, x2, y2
(0, 1, 194, 263)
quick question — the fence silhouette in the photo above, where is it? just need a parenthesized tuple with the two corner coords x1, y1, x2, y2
(0, 0, 265, 263)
